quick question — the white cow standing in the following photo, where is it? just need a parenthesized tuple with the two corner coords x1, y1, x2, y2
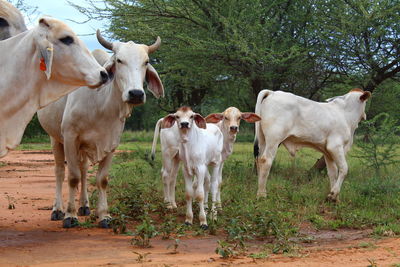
(254, 88, 371, 202)
(161, 107, 224, 229)
(151, 107, 260, 210)
(0, 17, 108, 158)
(37, 31, 164, 228)
(0, 0, 27, 40)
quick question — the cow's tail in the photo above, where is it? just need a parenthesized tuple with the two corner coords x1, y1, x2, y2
(151, 118, 163, 161)
(253, 89, 272, 159)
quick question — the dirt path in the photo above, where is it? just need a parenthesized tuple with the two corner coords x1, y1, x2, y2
(1, 150, 400, 266)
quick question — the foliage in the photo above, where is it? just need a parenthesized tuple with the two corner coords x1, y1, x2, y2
(63, 0, 400, 130)
(95, 140, 400, 255)
(355, 113, 400, 174)
(131, 213, 158, 248)
(215, 240, 237, 259)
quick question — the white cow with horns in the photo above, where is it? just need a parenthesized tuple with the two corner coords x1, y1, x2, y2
(254, 88, 371, 202)
(0, 17, 109, 158)
(38, 30, 164, 228)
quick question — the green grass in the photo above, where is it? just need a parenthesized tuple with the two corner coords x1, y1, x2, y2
(17, 133, 400, 252)
(102, 140, 400, 250)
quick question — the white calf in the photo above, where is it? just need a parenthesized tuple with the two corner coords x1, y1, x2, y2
(151, 107, 260, 210)
(254, 88, 371, 201)
(161, 107, 223, 228)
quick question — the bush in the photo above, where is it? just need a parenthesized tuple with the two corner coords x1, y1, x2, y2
(355, 113, 400, 174)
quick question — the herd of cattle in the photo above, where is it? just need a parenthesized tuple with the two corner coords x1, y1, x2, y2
(0, 1, 371, 230)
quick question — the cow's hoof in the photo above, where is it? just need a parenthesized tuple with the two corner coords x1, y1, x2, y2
(99, 218, 111, 229)
(256, 192, 267, 199)
(326, 193, 339, 203)
(184, 221, 192, 226)
(51, 210, 65, 221)
(200, 224, 208, 230)
(78, 206, 90, 216)
(63, 217, 79, 228)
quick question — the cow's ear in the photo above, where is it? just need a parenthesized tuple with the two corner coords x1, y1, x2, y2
(103, 56, 116, 80)
(241, 112, 261, 123)
(161, 114, 176, 128)
(205, 113, 224, 123)
(194, 114, 207, 129)
(36, 18, 53, 80)
(360, 91, 371, 102)
(146, 64, 164, 98)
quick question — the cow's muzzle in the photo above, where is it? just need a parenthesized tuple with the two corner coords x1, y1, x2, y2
(88, 70, 110, 89)
(230, 126, 238, 133)
(127, 89, 145, 104)
(180, 122, 189, 129)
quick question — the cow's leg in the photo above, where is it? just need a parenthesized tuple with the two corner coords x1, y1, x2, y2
(216, 162, 224, 209)
(63, 135, 81, 228)
(204, 171, 211, 212)
(95, 153, 113, 228)
(327, 145, 348, 202)
(78, 156, 90, 216)
(256, 143, 279, 198)
(168, 155, 180, 209)
(210, 164, 221, 220)
(161, 154, 174, 209)
(183, 167, 194, 225)
(194, 165, 208, 229)
(51, 138, 65, 221)
(324, 155, 338, 190)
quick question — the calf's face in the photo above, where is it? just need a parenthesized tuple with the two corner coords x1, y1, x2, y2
(206, 107, 261, 136)
(162, 107, 207, 140)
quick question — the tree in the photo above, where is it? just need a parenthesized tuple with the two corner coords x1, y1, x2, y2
(73, 0, 331, 113)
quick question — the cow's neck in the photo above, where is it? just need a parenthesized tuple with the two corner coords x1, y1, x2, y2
(98, 79, 134, 121)
(339, 102, 365, 133)
(216, 121, 235, 161)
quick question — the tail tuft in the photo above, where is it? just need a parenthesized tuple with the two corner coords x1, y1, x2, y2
(253, 139, 259, 158)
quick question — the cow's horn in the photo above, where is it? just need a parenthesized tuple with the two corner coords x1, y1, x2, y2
(148, 36, 161, 54)
(96, 29, 113, 50)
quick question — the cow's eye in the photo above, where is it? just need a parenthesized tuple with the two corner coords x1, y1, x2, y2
(59, 36, 74, 45)
(225, 116, 229, 121)
(117, 58, 123, 64)
(145, 60, 149, 65)
(190, 115, 194, 119)
(175, 115, 180, 119)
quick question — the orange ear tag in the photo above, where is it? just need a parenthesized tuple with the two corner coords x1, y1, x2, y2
(40, 57, 47, 71)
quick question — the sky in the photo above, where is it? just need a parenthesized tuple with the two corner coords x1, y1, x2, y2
(17, 0, 107, 51)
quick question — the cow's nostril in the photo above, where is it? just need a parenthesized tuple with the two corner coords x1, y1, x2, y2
(100, 70, 108, 84)
(128, 89, 144, 98)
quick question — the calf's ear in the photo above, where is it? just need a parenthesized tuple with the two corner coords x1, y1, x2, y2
(205, 113, 224, 123)
(194, 114, 207, 129)
(146, 64, 164, 98)
(241, 112, 261, 123)
(360, 91, 371, 102)
(161, 114, 176, 128)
